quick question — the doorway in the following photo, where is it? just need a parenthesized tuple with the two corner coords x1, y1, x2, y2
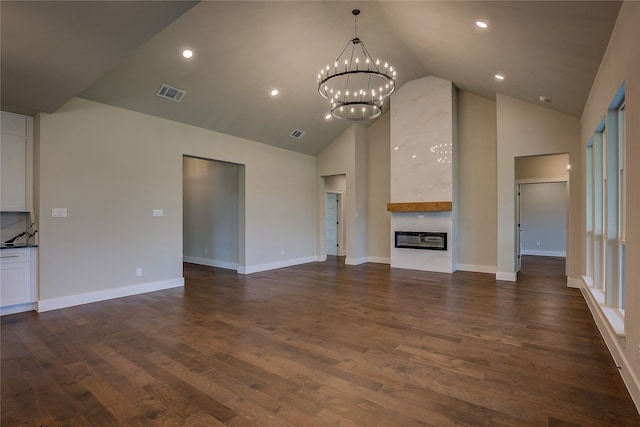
(514, 153, 569, 275)
(325, 192, 342, 256)
(183, 156, 245, 271)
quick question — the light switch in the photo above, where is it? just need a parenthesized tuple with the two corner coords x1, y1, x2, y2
(153, 209, 164, 217)
(52, 208, 67, 218)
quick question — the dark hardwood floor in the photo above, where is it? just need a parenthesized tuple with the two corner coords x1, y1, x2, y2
(2, 256, 639, 426)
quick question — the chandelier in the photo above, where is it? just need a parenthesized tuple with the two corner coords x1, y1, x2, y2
(317, 9, 397, 120)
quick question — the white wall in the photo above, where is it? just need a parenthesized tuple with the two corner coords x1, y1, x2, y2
(36, 97, 317, 307)
(580, 0, 640, 409)
(496, 95, 580, 281)
(183, 156, 240, 269)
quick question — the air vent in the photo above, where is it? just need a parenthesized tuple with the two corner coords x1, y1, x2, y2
(289, 129, 306, 140)
(156, 84, 186, 102)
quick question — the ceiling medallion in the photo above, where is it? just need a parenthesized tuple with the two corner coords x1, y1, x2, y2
(317, 9, 397, 121)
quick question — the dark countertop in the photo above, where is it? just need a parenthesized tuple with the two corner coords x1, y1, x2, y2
(0, 244, 38, 250)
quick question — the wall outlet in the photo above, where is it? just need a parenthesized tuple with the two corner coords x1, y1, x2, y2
(280, 250, 285, 256)
(536, 241, 541, 246)
(153, 209, 164, 217)
(136, 268, 142, 277)
(204, 248, 208, 254)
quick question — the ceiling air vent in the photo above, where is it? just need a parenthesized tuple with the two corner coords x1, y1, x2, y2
(156, 84, 186, 102)
(289, 129, 306, 140)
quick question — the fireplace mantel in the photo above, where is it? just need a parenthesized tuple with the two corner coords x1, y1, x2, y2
(386, 201, 452, 212)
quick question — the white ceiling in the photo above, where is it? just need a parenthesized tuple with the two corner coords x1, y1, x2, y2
(1, 1, 622, 155)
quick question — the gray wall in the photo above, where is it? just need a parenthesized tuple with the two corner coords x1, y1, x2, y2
(183, 156, 240, 269)
(456, 91, 498, 272)
(316, 124, 367, 264)
(496, 94, 581, 280)
(37, 97, 317, 301)
(520, 182, 567, 256)
(366, 112, 391, 262)
(580, 1, 640, 403)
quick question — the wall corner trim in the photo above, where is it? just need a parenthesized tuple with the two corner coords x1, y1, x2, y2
(457, 264, 497, 274)
(37, 278, 184, 313)
(567, 277, 582, 288)
(367, 256, 390, 264)
(238, 256, 317, 275)
(345, 257, 367, 266)
(183, 256, 238, 270)
(496, 271, 517, 281)
(579, 278, 640, 413)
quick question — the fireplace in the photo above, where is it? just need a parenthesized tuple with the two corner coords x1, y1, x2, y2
(394, 231, 447, 251)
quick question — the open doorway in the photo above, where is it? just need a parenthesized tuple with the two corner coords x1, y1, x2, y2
(183, 156, 245, 271)
(325, 192, 343, 256)
(515, 153, 569, 275)
(323, 174, 346, 258)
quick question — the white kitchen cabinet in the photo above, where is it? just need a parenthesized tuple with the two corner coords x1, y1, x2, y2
(1, 111, 31, 212)
(0, 248, 36, 314)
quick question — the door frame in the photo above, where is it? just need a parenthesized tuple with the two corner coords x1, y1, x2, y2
(325, 190, 345, 256)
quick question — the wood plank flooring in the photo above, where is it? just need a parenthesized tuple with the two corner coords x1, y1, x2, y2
(2, 256, 639, 426)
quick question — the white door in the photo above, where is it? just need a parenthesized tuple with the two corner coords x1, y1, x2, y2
(516, 185, 522, 272)
(326, 193, 338, 256)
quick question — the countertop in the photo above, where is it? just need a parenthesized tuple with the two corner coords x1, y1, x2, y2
(0, 244, 37, 250)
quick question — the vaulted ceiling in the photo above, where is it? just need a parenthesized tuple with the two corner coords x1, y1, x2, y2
(1, 1, 622, 155)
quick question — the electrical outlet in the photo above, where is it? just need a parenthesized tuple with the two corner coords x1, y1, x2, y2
(280, 250, 285, 256)
(136, 268, 142, 277)
(204, 248, 208, 254)
(537, 241, 541, 247)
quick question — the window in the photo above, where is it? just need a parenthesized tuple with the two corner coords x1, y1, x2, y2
(585, 84, 625, 329)
(617, 103, 625, 312)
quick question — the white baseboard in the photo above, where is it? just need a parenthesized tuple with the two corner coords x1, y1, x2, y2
(317, 255, 327, 262)
(238, 256, 317, 275)
(367, 256, 390, 264)
(496, 271, 517, 281)
(183, 256, 237, 270)
(567, 277, 582, 288)
(0, 302, 36, 316)
(521, 250, 566, 257)
(457, 264, 497, 274)
(579, 278, 640, 413)
(37, 278, 184, 313)
(345, 257, 367, 266)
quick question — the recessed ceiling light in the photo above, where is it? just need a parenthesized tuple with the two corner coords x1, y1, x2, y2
(182, 49, 193, 59)
(393, 146, 399, 151)
(494, 74, 505, 81)
(412, 154, 417, 159)
(325, 114, 332, 120)
(270, 89, 279, 97)
(475, 21, 488, 29)
(539, 95, 552, 103)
